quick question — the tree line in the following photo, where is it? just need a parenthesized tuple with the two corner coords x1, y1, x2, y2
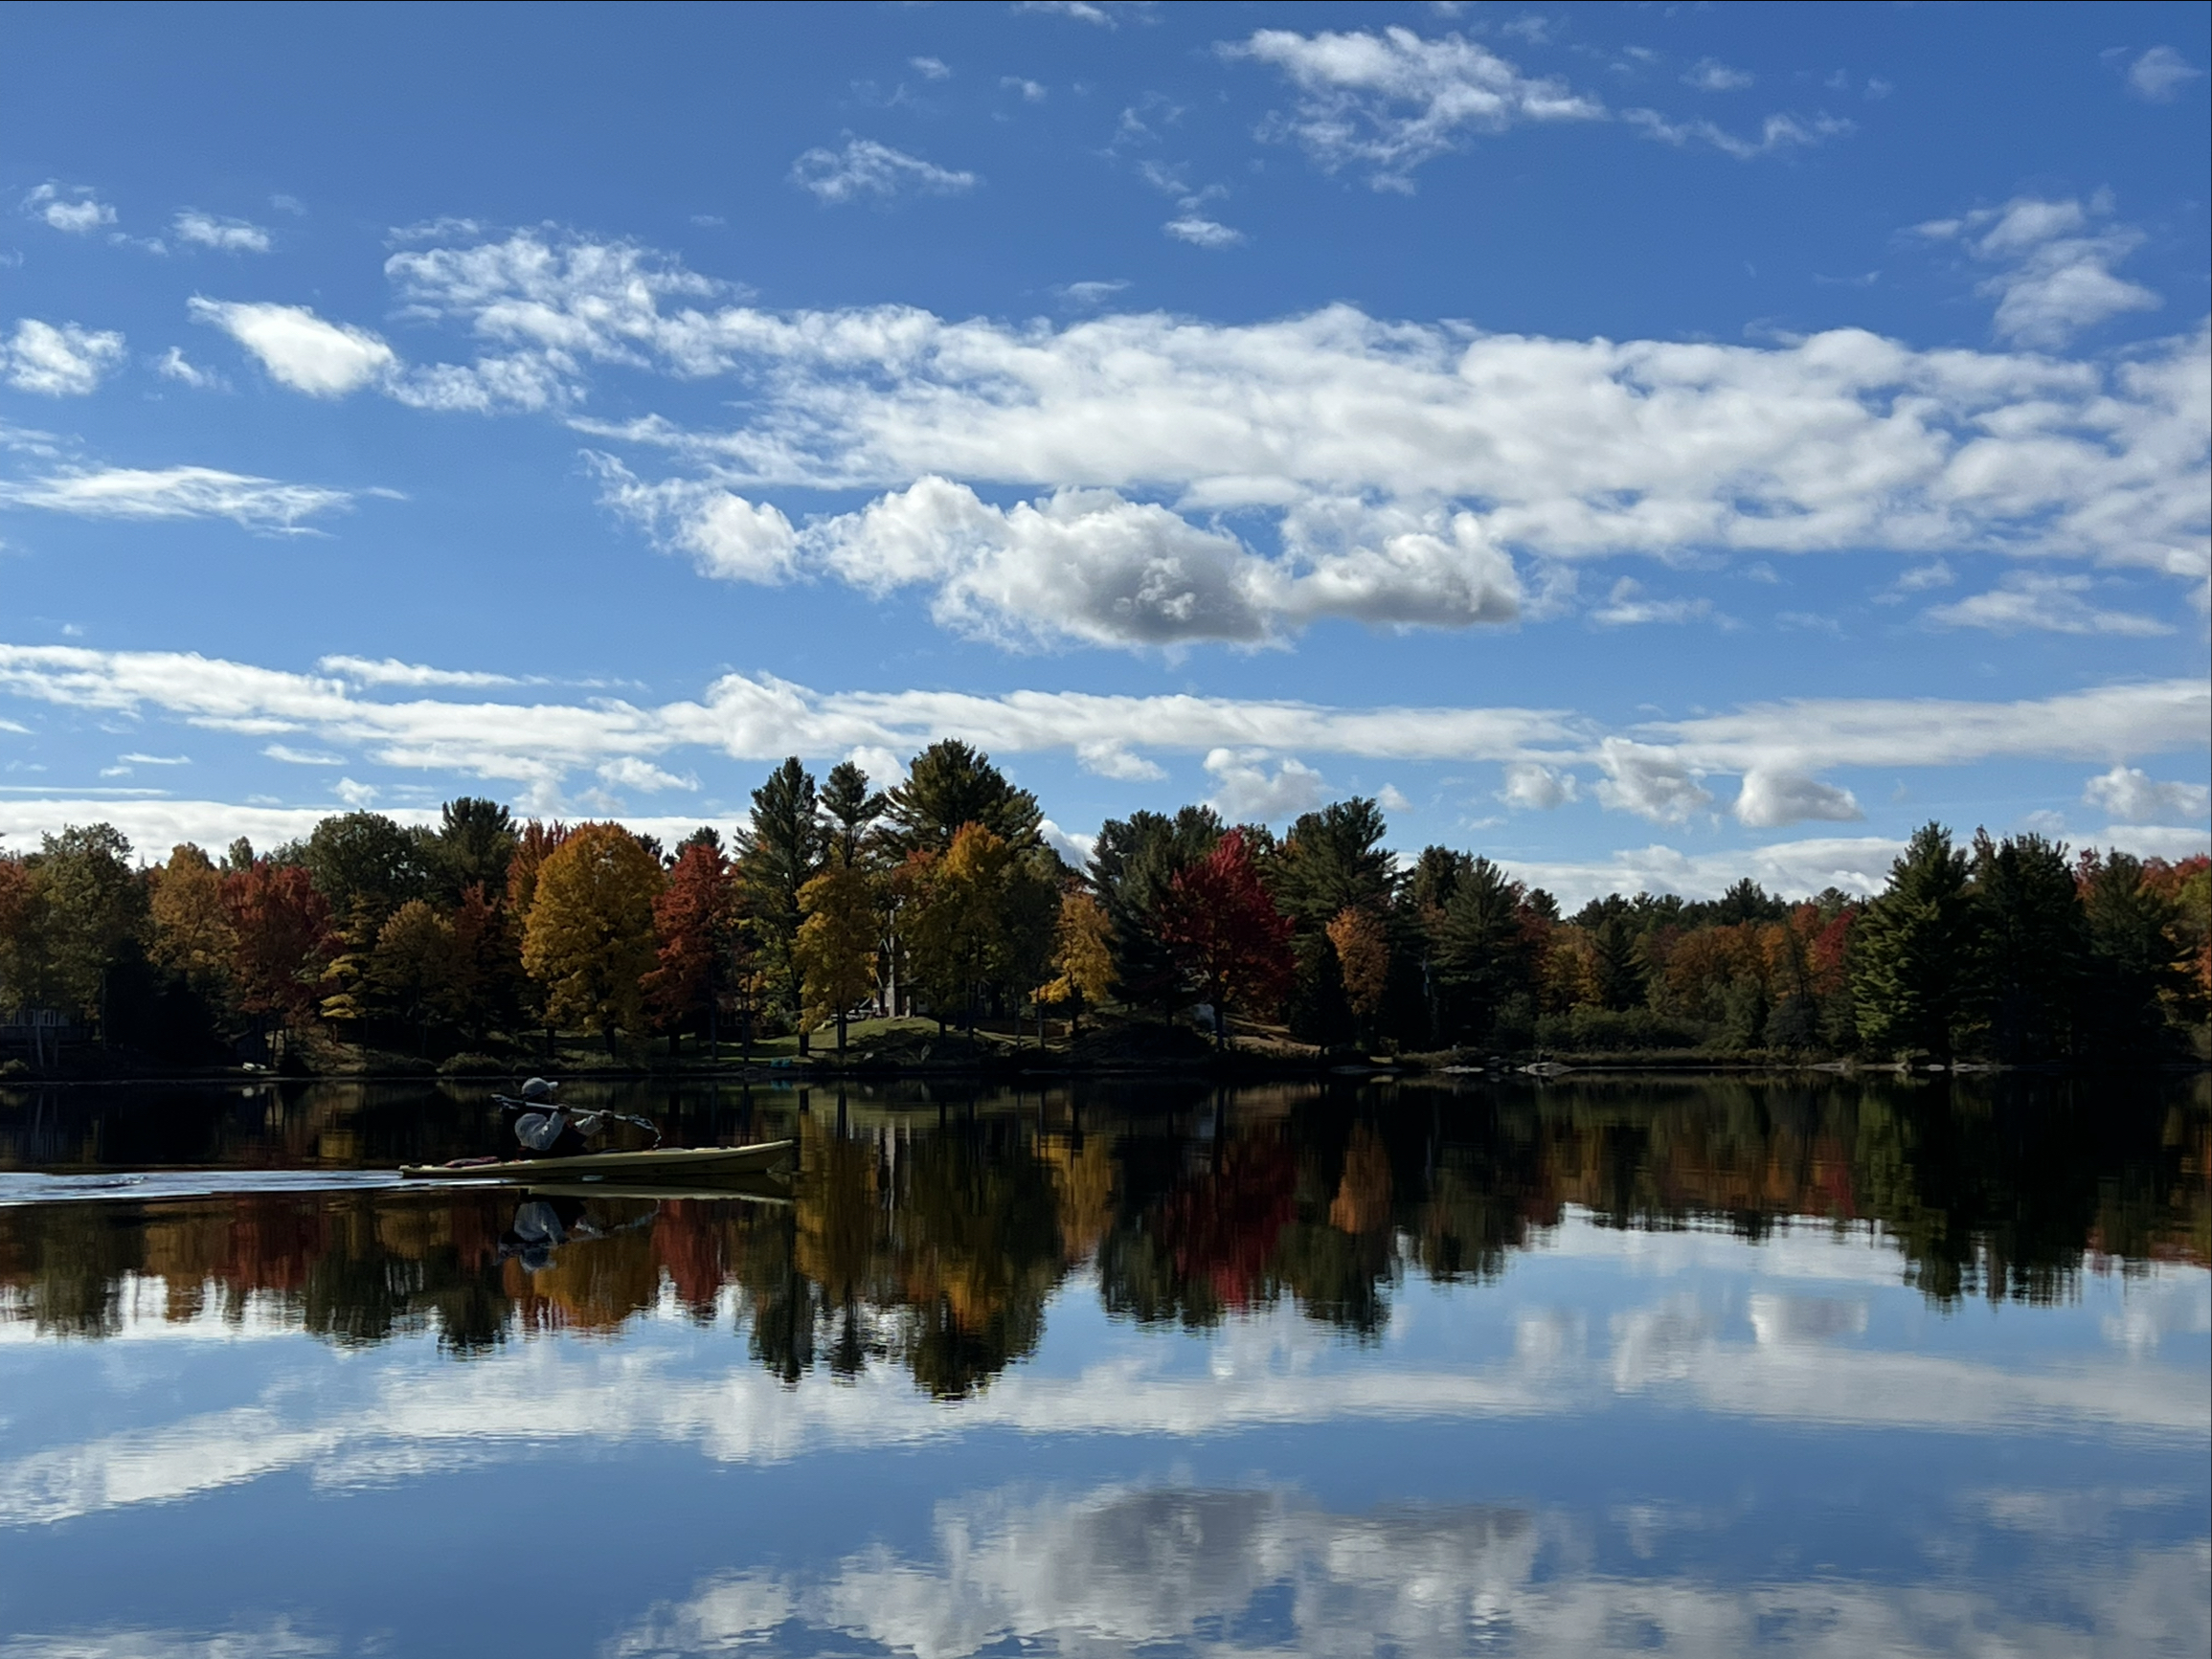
(0, 739, 2204, 1068)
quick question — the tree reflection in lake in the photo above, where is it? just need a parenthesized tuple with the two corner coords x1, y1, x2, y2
(1, 1075, 2205, 1400)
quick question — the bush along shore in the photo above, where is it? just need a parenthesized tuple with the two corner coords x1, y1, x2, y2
(2, 742, 2205, 1083)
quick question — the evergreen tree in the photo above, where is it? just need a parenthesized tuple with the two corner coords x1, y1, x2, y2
(741, 757, 824, 1047)
(819, 760, 887, 869)
(2078, 848, 2183, 1059)
(1090, 806, 1221, 1016)
(1852, 823, 1976, 1062)
(882, 740, 1043, 855)
(433, 797, 517, 901)
(1970, 831, 2088, 1063)
(1434, 856, 1526, 1044)
(298, 812, 435, 928)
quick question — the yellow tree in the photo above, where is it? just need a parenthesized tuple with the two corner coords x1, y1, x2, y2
(521, 823, 664, 1052)
(371, 898, 456, 1051)
(148, 843, 236, 998)
(905, 823, 1011, 1036)
(1325, 906, 1390, 1035)
(1040, 888, 1113, 1035)
(796, 862, 878, 1057)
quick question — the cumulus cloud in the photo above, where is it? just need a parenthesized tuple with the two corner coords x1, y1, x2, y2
(2127, 46, 2201, 102)
(1923, 572, 2170, 637)
(1203, 749, 1328, 822)
(789, 139, 978, 204)
(336, 228, 2210, 622)
(2, 320, 126, 395)
(173, 211, 273, 253)
(2084, 765, 2209, 823)
(22, 183, 115, 234)
(1501, 762, 1577, 810)
(1592, 739, 1714, 824)
(1924, 195, 2162, 348)
(189, 299, 396, 396)
(1228, 28, 1603, 186)
(0, 466, 359, 533)
(1732, 770, 1862, 828)
(598, 469, 1523, 649)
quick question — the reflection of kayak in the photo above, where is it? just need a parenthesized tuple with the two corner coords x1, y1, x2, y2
(520, 1177, 792, 1205)
(398, 1141, 794, 1182)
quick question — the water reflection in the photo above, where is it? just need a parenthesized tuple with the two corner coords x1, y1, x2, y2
(2, 1077, 2205, 1393)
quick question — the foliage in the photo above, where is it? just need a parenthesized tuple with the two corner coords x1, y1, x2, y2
(520, 823, 664, 1044)
(1852, 823, 1977, 1062)
(882, 739, 1043, 855)
(1157, 829, 1297, 1039)
(796, 862, 879, 1051)
(643, 841, 743, 1042)
(147, 844, 235, 996)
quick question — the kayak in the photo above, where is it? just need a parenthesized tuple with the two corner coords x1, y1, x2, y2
(398, 1140, 794, 1182)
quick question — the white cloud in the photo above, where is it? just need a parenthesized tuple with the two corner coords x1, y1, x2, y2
(1013, 1, 1124, 25)
(1933, 195, 2162, 348)
(2128, 46, 2201, 102)
(0, 652, 2198, 827)
(188, 298, 396, 396)
(601, 471, 1522, 649)
(1683, 59, 1753, 92)
(315, 656, 521, 688)
(1229, 28, 1604, 186)
(841, 745, 908, 788)
(911, 56, 951, 79)
(1076, 741, 1166, 781)
(1163, 214, 1244, 248)
(1592, 739, 1714, 824)
(1894, 560, 1954, 593)
(1732, 770, 1862, 828)
(172, 211, 272, 253)
(263, 744, 346, 766)
(598, 756, 699, 793)
(358, 229, 2211, 615)
(1054, 279, 1128, 307)
(3, 320, 126, 395)
(1924, 572, 2170, 637)
(1590, 577, 1716, 627)
(154, 347, 222, 389)
(23, 183, 115, 235)
(2084, 765, 2210, 824)
(1002, 76, 1048, 102)
(1203, 749, 1329, 822)
(1501, 761, 1577, 810)
(0, 466, 358, 534)
(1376, 783, 1412, 813)
(789, 139, 978, 204)
(333, 777, 378, 807)
(1623, 108, 1852, 160)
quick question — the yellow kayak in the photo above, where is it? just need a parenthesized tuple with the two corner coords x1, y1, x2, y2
(399, 1140, 794, 1182)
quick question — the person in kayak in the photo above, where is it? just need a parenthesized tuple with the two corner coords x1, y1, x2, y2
(499, 1078, 657, 1160)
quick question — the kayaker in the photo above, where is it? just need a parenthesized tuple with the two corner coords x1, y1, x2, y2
(508, 1077, 598, 1159)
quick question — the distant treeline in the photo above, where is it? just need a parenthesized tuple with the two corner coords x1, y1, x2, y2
(0, 740, 2205, 1068)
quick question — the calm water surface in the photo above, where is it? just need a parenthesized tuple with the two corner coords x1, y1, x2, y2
(1, 1077, 2205, 1658)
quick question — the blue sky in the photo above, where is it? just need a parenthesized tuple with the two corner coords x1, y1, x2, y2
(0, 1, 2205, 901)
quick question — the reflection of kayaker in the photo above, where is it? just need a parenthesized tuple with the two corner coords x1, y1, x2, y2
(496, 1194, 658, 1270)
(498, 1196, 596, 1270)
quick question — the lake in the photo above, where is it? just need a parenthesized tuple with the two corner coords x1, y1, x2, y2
(1, 1075, 2205, 1658)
